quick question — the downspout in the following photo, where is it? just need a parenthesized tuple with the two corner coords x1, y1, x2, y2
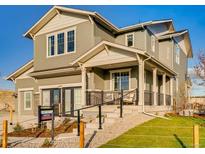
(142, 56, 169, 120)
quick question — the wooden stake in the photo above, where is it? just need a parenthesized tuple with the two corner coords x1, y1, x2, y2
(9, 108, 13, 125)
(2, 120, 8, 148)
(79, 121, 85, 148)
(193, 125, 199, 148)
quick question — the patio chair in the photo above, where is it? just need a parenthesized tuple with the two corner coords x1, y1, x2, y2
(123, 93, 135, 105)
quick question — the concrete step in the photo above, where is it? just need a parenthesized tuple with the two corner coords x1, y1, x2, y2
(85, 122, 99, 129)
(104, 117, 117, 124)
(106, 112, 120, 118)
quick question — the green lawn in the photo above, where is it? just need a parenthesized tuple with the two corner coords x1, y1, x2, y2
(100, 116, 205, 148)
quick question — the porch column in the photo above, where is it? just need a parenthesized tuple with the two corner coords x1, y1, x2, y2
(138, 58, 144, 106)
(152, 68, 157, 106)
(81, 66, 87, 106)
(162, 73, 166, 105)
(170, 77, 173, 105)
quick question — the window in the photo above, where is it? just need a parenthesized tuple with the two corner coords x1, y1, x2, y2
(67, 30, 75, 52)
(151, 35, 155, 52)
(176, 44, 180, 64)
(111, 70, 130, 91)
(47, 28, 76, 57)
(126, 34, 134, 47)
(24, 91, 32, 110)
(57, 33, 64, 54)
(48, 35, 55, 56)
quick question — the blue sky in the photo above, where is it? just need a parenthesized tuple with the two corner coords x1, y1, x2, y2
(0, 5, 205, 95)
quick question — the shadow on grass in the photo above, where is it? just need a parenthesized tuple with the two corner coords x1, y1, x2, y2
(173, 134, 186, 148)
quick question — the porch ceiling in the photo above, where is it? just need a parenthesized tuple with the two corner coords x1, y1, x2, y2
(94, 61, 139, 70)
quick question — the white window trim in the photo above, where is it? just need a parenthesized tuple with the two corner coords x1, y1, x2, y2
(46, 27, 76, 58)
(109, 68, 131, 91)
(23, 91, 32, 111)
(151, 35, 156, 52)
(125, 33, 134, 47)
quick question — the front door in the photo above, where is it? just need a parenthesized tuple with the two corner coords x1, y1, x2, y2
(62, 87, 82, 116)
(42, 88, 61, 116)
(63, 88, 74, 116)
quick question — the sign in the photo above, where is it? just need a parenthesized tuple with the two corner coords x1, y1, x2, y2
(38, 106, 54, 124)
(38, 105, 55, 142)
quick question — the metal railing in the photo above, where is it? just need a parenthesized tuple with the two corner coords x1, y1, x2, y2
(86, 89, 138, 106)
(63, 89, 137, 136)
(144, 90, 154, 105)
(166, 94, 171, 106)
(157, 93, 164, 106)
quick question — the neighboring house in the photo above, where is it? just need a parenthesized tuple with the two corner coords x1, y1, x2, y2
(190, 96, 205, 105)
(6, 6, 193, 116)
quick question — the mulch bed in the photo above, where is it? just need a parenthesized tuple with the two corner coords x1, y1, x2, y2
(8, 120, 77, 138)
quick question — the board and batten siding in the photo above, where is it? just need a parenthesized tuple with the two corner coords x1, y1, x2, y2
(36, 12, 89, 36)
(34, 18, 95, 71)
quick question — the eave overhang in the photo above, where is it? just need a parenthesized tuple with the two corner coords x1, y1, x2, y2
(6, 60, 34, 81)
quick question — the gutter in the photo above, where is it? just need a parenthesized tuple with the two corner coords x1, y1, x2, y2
(141, 55, 170, 120)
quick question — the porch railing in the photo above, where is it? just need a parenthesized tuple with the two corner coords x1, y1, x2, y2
(166, 94, 171, 106)
(144, 90, 154, 105)
(157, 93, 164, 106)
(86, 89, 138, 106)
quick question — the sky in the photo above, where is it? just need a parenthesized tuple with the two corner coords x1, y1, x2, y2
(0, 5, 205, 95)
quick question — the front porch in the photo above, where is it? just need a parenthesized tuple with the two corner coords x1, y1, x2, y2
(72, 41, 176, 111)
(85, 66, 173, 108)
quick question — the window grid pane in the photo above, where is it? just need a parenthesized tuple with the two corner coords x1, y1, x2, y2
(127, 34, 133, 47)
(48, 36, 55, 56)
(67, 30, 75, 52)
(25, 92, 31, 109)
(57, 33, 64, 54)
(112, 71, 129, 91)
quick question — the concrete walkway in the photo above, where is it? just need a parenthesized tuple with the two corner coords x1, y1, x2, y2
(53, 113, 154, 148)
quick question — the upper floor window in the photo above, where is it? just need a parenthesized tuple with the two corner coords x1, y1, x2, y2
(47, 27, 76, 57)
(175, 44, 180, 64)
(151, 35, 155, 52)
(57, 33, 64, 55)
(67, 30, 75, 52)
(48, 35, 55, 56)
(126, 33, 134, 47)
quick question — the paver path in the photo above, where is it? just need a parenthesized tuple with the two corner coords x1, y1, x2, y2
(53, 113, 154, 148)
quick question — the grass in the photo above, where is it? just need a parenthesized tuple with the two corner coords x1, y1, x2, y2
(100, 116, 205, 148)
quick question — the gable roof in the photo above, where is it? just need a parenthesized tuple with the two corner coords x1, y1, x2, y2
(6, 60, 33, 81)
(24, 6, 175, 39)
(158, 29, 193, 58)
(71, 40, 145, 66)
(119, 19, 174, 33)
(24, 5, 119, 39)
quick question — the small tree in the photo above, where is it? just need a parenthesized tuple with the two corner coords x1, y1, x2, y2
(194, 50, 205, 86)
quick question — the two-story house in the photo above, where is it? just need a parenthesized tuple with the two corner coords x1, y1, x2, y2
(6, 6, 193, 116)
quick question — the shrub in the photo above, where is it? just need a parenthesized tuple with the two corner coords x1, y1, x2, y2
(41, 138, 52, 148)
(62, 118, 70, 125)
(13, 122, 24, 132)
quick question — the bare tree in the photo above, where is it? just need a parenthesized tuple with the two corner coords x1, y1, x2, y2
(194, 50, 205, 86)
